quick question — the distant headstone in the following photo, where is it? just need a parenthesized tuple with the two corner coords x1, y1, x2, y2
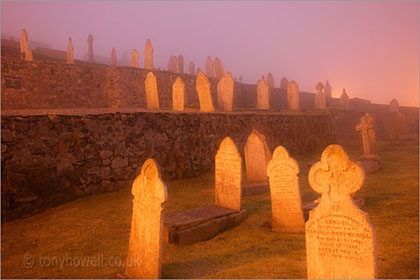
(306, 145, 376, 279)
(130, 49, 139, 68)
(196, 72, 215, 112)
(172, 77, 185, 111)
(280, 77, 288, 90)
(356, 113, 376, 156)
(315, 82, 326, 110)
(324, 80, 332, 98)
(389, 98, 399, 113)
(244, 129, 271, 185)
(267, 72, 275, 88)
(144, 38, 154, 70)
(145, 72, 159, 110)
(168, 55, 177, 72)
(67, 37, 74, 64)
(215, 137, 242, 211)
(257, 75, 270, 110)
(340, 88, 350, 110)
(110, 48, 117, 66)
(217, 72, 234, 111)
(87, 34, 95, 63)
(124, 159, 167, 279)
(176, 55, 184, 74)
(287, 80, 300, 110)
(188, 62, 195, 75)
(205, 56, 214, 78)
(20, 29, 33, 61)
(267, 146, 304, 233)
(214, 57, 224, 79)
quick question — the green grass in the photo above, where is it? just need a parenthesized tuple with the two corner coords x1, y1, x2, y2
(1, 140, 418, 279)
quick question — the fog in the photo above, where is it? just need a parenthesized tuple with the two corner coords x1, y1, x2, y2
(1, 1, 418, 106)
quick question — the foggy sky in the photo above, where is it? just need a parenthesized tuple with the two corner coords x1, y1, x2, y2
(1, 1, 419, 107)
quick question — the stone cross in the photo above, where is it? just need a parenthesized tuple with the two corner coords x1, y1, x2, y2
(267, 146, 304, 233)
(280, 77, 288, 90)
(214, 57, 224, 79)
(188, 62, 195, 75)
(257, 75, 270, 110)
(67, 37, 74, 64)
(244, 129, 271, 185)
(125, 158, 167, 279)
(87, 34, 95, 63)
(356, 113, 376, 155)
(287, 80, 300, 111)
(196, 72, 215, 112)
(145, 72, 160, 110)
(215, 137, 242, 211)
(266, 72, 275, 88)
(340, 88, 350, 110)
(315, 82, 326, 110)
(144, 38, 154, 70)
(217, 72, 234, 111)
(130, 49, 139, 68)
(20, 29, 33, 61)
(306, 145, 376, 279)
(110, 48, 117, 66)
(205, 56, 214, 78)
(172, 77, 185, 111)
(324, 80, 332, 98)
(389, 98, 399, 113)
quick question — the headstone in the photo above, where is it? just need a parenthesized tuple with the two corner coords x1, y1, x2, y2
(356, 113, 376, 156)
(267, 146, 304, 233)
(389, 98, 399, 113)
(196, 67, 202, 74)
(130, 49, 139, 68)
(215, 137, 242, 211)
(67, 37, 74, 64)
(172, 77, 185, 111)
(124, 159, 167, 279)
(244, 129, 271, 185)
(287, 80, 300, 110)
(306, 145, 376, 279)
(217, 72, 234, 111)
(324, 80, 332, 98)
(20, 29, 33, 61)
(196, 72, 215, 112)
(168, 55, 177, 72)
(267, 72, 275, 88)
(214, 57, 224, 79)
(110, 48, 117, 66)
(315, 82, 326, 110)
(205, 56, 214, 78)
(176, 55, 184, 74)
(340, 88, 350, 110)
(87, 34, 95, 63)
(145, 72, 159, 110)
(280, 77, 288, 90)
(188, 62, 195, 75)
(257, 75, 270, 110)
(144, 38, 154, 70)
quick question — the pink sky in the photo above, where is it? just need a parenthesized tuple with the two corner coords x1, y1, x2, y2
(1, 1, 419, 107)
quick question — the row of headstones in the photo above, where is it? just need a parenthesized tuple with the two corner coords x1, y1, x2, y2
(124, 133, 377, 279)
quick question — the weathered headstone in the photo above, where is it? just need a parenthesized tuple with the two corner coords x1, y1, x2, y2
(214, 57, 224, 79)
(215, 137, 242, 211)
(217, 72, 234, 111)
(267, 72, 275, 88)
(315, 82, 326, 110)
(145, 72, 159, 110)
(356, 113, 381, 173)
(389, 98, 399, 113)
(280, 77, 288, 90)
(130, 49, 139, 68)
(257, 75, 270, 110)
(20, 29, 33, 61)
(205, 56, 214, 78)
(67, 37, 74, 64)
(176, 55, 184, 74)
(87, 34, 95, 63)
(340, 88, 350, 110)
(188, 62, 195, 75)
(287, 80, 300, 110)
(144, 38, 154, 70)
(267, 146, 304, 233)
(324, 80, 332, 98)
(306, 145, 376, 279)
(172, 77, 185, 111)
(244, 129, 271, 185)
(196, 72, 215, 112)
(124, 159, 167, 279)
(110, 48, 117, 66)
(168, 55, 177, 72)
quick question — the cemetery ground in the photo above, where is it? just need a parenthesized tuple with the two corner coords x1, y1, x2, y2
(1, 139, 418, 279)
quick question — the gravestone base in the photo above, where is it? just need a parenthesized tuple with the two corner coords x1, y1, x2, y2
(357, 154, 381, 173)
(164, 205, 246, 245)
(242, 182, 269, 196)
(303, 196, 365, 221)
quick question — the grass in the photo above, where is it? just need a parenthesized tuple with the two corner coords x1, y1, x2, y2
(1, 140, 419, 279)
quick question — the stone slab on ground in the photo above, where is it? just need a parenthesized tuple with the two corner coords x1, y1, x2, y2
(242, 183, 269, 197)
(164, 205, 246, 245)
(303, 197, 365, 221)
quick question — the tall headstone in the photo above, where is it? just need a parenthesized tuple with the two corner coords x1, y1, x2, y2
(257, 75, 270, 110)
(196, 72, 215, 112)
(168, 55, 177, 72)
(205, 56, 214, 78)
(125, 159, 167, 279)
(324, 80, 332, 98)
(66, 37, 74, 64)
(217, 72, 234, 111)
(188, 62, 195, 75)
(306, 145, 376, 279)
(356, 113, 376, 156)
(214, 57, 224, 79)
(315, 82, 326, 110)
(20, 29, 33, 61)
(172, 77, 185, 111)
(110, 48, 117, 66)
(389, 98, 399, 113)
(87, 34, 95, 63)
(145, 72, 160, 110)
(287, 80, 300, 111)
(280, 77, 288, 90)
(144, 38, 154, 70)
(267, 146, 304, 233)
(130, 49, 139, 68)
(267, 72, 275, 88)
(244, 129, 271, 185)
(340, 88, 350, 110)
(215, 137, 242, 211)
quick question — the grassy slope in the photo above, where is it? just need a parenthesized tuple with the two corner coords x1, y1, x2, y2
(1, 140, 419, 279)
